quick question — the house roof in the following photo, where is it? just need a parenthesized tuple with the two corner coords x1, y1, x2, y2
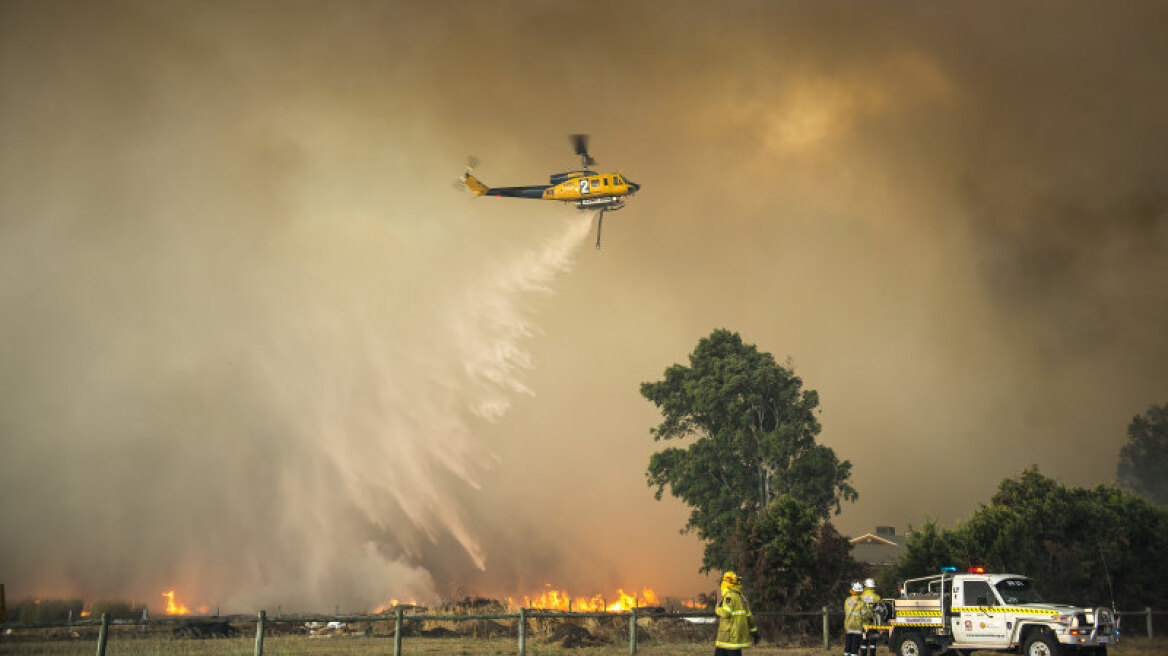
(851, 541, 905, 566)
(849, 532, 898, 546)
(849, 529, 906, 566)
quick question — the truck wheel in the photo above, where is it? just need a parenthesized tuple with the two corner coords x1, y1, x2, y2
(896, 633, 931, 656)
(1023, 633, 1060, 656)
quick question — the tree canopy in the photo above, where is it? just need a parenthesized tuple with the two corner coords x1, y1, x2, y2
(641, 329, 859, 609)
(1116, 402, 1168, 506)
(893, 466, 1168, 608)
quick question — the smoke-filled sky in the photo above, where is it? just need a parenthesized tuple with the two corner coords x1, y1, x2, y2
(3, 1, 1167, 612)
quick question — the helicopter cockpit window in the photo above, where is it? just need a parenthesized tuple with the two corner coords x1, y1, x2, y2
(615, 175, 625, 185)
(603, 177, 610, 186)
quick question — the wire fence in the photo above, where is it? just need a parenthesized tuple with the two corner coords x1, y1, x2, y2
(2, 606, 1165, 656)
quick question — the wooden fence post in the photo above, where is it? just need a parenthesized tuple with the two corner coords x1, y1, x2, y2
(1148, 607, 1154, 640)
(141, 606, 148, 633)
(0, 583, 5, 623)
(822, 606, 830, 651)
(518, 607, 527, 656)
(629, 607, 637, 655)
(95, 612, 109, 656)
(393, 607, 403, 656)
(254, 610, 265, 656)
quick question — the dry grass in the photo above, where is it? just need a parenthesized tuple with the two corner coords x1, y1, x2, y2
(1, 627, 1163, 656)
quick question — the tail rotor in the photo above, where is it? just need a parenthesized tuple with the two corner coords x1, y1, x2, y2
(454, 156, 481, 193)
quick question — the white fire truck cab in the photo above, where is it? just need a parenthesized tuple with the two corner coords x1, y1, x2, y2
(873, 568, 1118, 656)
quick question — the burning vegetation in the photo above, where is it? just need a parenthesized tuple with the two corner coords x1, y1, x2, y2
(373, 585, 698, 616)
(161, 590, 190, 616)
(507, 585, 660, 612)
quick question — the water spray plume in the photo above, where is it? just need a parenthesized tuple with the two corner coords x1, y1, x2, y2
(456, 215, 595, 420)
(321, 213, 596, 581)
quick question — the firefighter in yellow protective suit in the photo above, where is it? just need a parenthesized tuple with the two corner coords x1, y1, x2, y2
(860, 578, 882, 656)
(843, 581, 871, 656)
(715, 571, 758, 656)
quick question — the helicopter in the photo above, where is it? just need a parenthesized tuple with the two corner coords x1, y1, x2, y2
(460, 134, 641, 249)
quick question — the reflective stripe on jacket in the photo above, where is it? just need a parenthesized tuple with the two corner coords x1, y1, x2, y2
(715, 587, 757, 649)
(844, 595, 871, 633)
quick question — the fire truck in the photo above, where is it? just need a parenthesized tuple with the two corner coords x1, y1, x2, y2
(868, 568, 1118, 656)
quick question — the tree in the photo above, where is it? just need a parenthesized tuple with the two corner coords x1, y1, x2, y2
(894, 519, 958, 582)
(722, 495, 820, 612)
(892, 466, 1168, 608)
(1116, 402, 1168, 505)
(641, 329, 858, 607)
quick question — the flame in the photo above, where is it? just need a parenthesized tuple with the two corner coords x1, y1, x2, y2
(80, 610, 91, 617)
(161, 590, 190, 615)
(373, 599, 421, 614)
(508, 585, 659, 612)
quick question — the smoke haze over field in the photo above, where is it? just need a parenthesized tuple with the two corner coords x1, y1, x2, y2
(2, 1, 1167, 611)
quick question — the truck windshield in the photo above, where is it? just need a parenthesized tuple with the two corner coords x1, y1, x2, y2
(996, 578, 1043, 604)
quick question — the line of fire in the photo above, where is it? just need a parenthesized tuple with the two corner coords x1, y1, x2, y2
(11, 586, 710, 621)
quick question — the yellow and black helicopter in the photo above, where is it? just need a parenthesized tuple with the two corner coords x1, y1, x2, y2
(460, 134, 640, 249)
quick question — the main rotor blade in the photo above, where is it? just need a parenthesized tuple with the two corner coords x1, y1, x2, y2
(571, 134, 595, 167)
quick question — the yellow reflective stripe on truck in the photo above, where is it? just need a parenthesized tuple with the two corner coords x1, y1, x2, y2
(951, 607, 1061, 616)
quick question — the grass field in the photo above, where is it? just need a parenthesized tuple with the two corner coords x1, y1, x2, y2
(0, 632, 1163, 656)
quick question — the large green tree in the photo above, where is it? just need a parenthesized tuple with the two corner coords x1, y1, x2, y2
(641, 329, 858, 608)
(893, 467, 1168, 608)
(1116, 402, 1168, 505)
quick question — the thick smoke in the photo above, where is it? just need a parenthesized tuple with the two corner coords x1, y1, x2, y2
(3, 1, 1168, 611)
(0, 0, 600, 610)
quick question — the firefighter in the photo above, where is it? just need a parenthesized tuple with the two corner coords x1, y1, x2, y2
(843, 581, 870, 656)
(715, 571, 758, 655)
(860, 578, 882, 656)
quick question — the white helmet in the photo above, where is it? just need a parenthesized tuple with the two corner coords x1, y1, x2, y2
(864, 578, 876, 588)
(851, 582, 864, 593)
